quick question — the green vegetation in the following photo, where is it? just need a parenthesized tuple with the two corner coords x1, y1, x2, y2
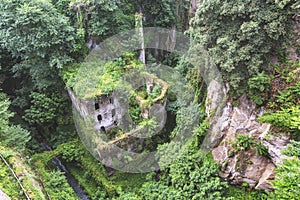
(106, 146, 230, 200)
(0, 93, 31, 151)
(259, 61, 300, 137)
(257, 60, 300, 199)
(24, 92, 66, 125)
(270, 158, 300, 200)
(283, 140, 300, 158)
(32, 140, 117, 199)
(233, 135, 256, 150)
(259, 106, 300, 133)
(0, 0, 299, 199)
(73, 53, 143, 99)
(0, 152, 27, 199)
(0, 146, 47, 199)
(232, 134, 269, 157)
(225, 185, 268, 200)
(270, 140, 300, 200)
(248, 72, 271, 105)
(129, 93, 143, 124)
(189, 0, 297, 96)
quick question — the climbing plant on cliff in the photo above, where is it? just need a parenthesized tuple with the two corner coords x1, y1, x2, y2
(258, 61, 300, 136)
(189, 0, 298, 95)
(270, 140, 300, 200)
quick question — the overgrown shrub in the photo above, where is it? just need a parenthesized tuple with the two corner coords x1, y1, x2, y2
(248, 72, 271, 105)
(270, 138, 300, 199)
(233, 134, 269, 157)
(258, 106, 300, 134)
(189, 0, 297, 95)
(140, 148, 228, 200)
(270, 158, 300, 199)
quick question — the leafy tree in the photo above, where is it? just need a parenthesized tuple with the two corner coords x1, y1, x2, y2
(0, 93, 31, 151)
(0, 93, 13, 132)
(23, 92, 66, 125)
(0, 0, 77, 118)
(141, 0, 176, 28)
(22, 91, 73, 143)
(140, 181, 184, 200)
(140, 147, 228, 200)
(189, 0, 297, 94)
(1, 0, 79, 141)
(0, 0, 75, 65)
(1, 125, 31, 151)
(0, 0, 76, 76)
(42, 169, 78, 200)
(66, 0, 136, 44)
(168, 151, 228, 200)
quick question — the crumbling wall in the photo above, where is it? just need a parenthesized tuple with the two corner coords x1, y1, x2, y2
(68, 71, 168, 137)
(68, 88, 128, 134)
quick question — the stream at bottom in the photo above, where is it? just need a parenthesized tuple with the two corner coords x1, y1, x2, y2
(41, 143, 89, 200)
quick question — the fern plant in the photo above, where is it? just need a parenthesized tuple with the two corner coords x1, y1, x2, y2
(233, 134, 255, 150)
(258, 106, 300, 133)
(255, 141, 269, 157)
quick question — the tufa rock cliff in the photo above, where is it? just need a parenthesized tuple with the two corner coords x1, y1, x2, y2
(208, 94, 290, 191)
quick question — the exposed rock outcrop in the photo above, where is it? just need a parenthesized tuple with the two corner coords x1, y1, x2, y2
(205, 15, 299, 189)
(208, 94, 290, 190)
(0, 190, 10, 200)
(287, 14, 300, 61)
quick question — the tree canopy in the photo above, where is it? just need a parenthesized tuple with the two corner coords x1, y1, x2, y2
(0, 0, 299, 199)
(189, 0, 298, 93)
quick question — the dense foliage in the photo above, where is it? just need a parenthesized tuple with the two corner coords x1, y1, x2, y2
(0, 0, 299, 199)
(0, 93, 31, 150)
(259, 61, 300, 137)
(270, 140, 300, 199)
(189, 0, 298, 95)
(232, 134, 269, 157)
(0, 0, 76, 92)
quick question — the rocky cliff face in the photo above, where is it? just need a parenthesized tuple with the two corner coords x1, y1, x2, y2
(208, 94, 290, 191)
(203, 13, 299, 191)
(287, 14, 300, 61)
